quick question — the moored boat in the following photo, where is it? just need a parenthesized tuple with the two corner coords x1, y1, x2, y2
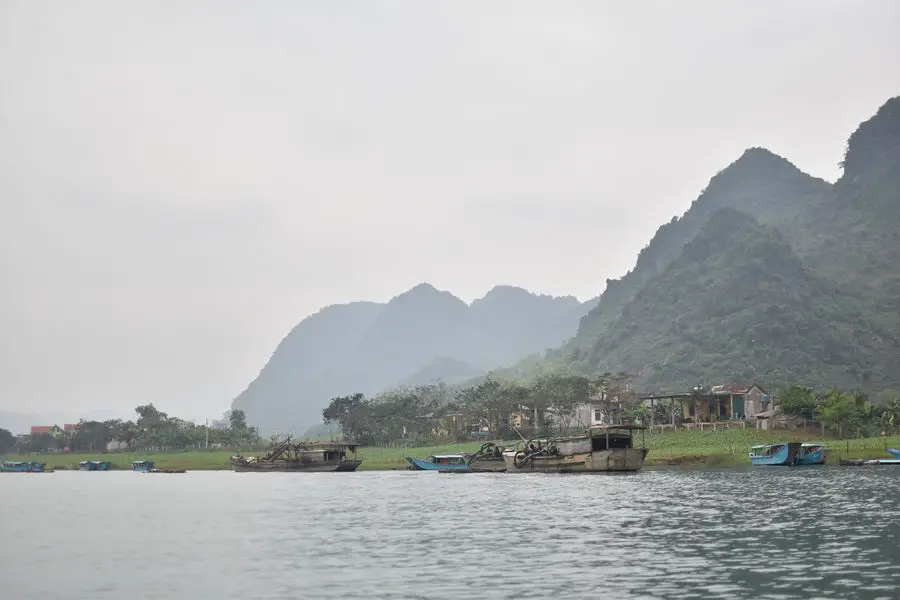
(406, 455, 470, 472)
(1, 460, 50, 473)
(131, 460, 186, 473)
(230, 437, 363, 472)
(78, 460, 112, 471)
(749, 442, 827, 466)
(502, 424, 648, 473)
(799, 443, 827, 465)
(465, 442, 507, 472)
(749, 442, 800, 466)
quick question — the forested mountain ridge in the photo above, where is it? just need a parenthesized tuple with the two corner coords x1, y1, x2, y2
(582, 207, 898, 391)
(574, 147, 832, 348)
(231, 284, 596, 433)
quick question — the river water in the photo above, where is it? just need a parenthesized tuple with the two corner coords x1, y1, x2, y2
(1, 468, 898, 599)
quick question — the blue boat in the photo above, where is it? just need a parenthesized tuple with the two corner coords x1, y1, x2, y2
(749, 442, 803, 466)
(887, 448, 900, 459)
(131, 460, 155, 473)
(78, 460, 112, 471)
(405, 455, 471, 472)
(1, 461, 48, 473)
(798, 443, 828, 465)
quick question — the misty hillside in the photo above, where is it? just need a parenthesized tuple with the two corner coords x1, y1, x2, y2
(231, 285, 594, 433)
(474, 96, 900, 393)
(574, 147, 832, 347)
(585, 207, 897, 390)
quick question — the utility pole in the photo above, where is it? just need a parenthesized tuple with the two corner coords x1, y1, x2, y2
(205, 418, 209, 450)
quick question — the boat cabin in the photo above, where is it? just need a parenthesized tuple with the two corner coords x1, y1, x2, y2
(131, 460, 156, 472)
(749, 443, 784, 458)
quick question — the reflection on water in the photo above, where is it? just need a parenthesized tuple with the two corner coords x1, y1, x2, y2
(1, 468, 899, 599)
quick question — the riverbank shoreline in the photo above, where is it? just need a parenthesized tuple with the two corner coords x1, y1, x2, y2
(6, 429, 898, 472)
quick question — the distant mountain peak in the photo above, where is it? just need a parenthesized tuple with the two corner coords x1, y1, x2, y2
(841, 95, 900, 181)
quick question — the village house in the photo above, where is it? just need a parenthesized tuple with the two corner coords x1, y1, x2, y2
(638, 383, 772, 428)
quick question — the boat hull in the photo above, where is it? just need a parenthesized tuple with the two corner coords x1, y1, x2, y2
(798, 448, 827, 465)
(467, 458, 507, 473)
(502, 448, 648, 473)
(231, 459, 362, 472)
(405, 457, 470, 472)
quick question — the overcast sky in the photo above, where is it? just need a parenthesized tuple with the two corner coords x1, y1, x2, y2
(1, 1, 898, 422)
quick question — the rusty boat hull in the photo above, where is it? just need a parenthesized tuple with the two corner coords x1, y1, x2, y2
(231, 458, 363, 473)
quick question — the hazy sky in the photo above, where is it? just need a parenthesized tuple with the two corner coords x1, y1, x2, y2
(1, 1, 898, 422)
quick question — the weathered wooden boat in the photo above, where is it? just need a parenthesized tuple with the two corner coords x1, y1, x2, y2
(887, 448, 900, 459)
(230, 437, 363, 472)
(1, 460, 50, 473)
(466, 442, 507, 472)
(502, 424, 648, 473)
(78, 460, 112, 471)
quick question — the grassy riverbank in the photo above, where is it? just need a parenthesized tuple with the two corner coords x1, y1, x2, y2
(5, 430, 899, 471)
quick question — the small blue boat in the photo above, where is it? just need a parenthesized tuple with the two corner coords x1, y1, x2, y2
(131, 460, 155, 473)
(78, 460, 112, 471)
(750, 442, 800, 466)
(1, 461, 48, 473)
(887, 448, 900, 459)
(798, 443, 828, 465)
(405, 454, 471, 472)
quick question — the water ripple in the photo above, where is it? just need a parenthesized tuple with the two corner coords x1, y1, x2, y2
(1, 468, 899, 599)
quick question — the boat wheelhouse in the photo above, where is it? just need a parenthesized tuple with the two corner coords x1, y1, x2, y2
(502, 424, 648, 473)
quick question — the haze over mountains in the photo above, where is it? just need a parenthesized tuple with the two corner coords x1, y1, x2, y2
(233, 96, 900, 434)
(232, 285, 596, 432)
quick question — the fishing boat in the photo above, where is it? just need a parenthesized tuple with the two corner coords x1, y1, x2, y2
(406, 443, 507, 473)
(1, 461, 50, 473)
(131, 460, 186, 473)
(78, 460, 112, 471)
(406, 454, 470, 472)
(750, 442, 800, 466)
(230, 437, 363, 472)
(502, 424, 648, 473)
(798, 443, 827, 465)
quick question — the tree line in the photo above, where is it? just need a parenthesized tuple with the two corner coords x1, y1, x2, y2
(322, 373, 642, 446)
(0, 404, 261, 455)
(321, 375, 900, 446)
(778, 386, 900, 438)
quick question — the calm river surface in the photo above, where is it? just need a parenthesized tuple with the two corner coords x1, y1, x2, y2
(2, 468, 899, 599)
